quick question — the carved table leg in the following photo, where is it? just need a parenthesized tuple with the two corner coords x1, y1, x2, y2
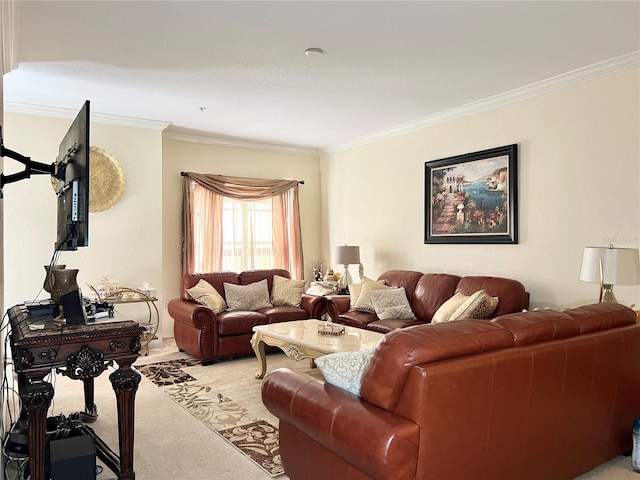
(20, 381, 55, 480)
(251, 333, 267, 379)
(109, 367, 141, 480)
(79, 376, 98, 423)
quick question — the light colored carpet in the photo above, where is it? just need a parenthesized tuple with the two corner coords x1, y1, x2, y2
(47, 344, 636, 480)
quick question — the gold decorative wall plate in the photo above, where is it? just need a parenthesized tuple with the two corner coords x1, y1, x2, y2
(89, 146, 125, 212)
(52, 146, 126, 212)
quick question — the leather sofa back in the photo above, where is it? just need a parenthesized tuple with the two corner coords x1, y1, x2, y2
(362, 303, 637, 412)
(455, 275, 530, 317)
(361, 319, 514, 410)
(376, 270, 529, 323)
(411, 273, 461, 321)
(180, 268, 291, 301)
(180, 271, 239, 300)
(239, 268, 291, 291)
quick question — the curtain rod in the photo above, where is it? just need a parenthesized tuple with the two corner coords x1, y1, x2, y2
(180, 171, 304, 184)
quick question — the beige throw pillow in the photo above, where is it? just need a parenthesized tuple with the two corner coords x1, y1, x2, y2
(432, 292, 469, 323)
(186, 279, 227, 314)
(271, 275, 306, 307)
(353, 276, 390, 313)
(449, 289, 499, 321)
(369, 287, 416, 320)
(349, 283, 362, 310)
(224, 279, 273, 311)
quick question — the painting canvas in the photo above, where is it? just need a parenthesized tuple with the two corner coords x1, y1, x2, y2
(424, 144, 518, 244)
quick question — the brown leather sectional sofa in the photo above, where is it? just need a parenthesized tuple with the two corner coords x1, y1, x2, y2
(168, 269, 326, 363)
(328, 269, 530, 332)
(262, 303, 640, 480)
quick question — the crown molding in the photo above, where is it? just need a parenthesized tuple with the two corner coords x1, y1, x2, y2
(321, 51, 640, 155)
(5, 51, 637, 157)
(3, 101, 170, 130)
(162, 129, 320, 157)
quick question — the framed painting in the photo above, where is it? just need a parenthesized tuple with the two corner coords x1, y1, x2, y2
(424, 144, 518, 244)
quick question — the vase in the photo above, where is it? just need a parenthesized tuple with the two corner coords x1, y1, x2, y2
(50, 268, 79, 304)
(43, 265, 67, 295)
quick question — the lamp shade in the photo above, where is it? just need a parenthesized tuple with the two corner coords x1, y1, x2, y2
(580, 247, 640, 285)
(333, 245, 360, 265)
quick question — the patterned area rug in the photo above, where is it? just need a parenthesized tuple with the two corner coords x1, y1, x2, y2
(137, 354, 320, 477)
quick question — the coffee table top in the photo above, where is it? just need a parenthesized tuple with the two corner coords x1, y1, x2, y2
(252, 319, 383, 355)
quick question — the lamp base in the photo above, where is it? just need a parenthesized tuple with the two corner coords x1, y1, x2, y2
(338, 265, 352, 294)
(601, 284, 618, 303)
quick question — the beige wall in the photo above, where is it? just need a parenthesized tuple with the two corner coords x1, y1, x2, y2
(321, 68, 640, 310)
(161, 140, 322, 334)
(2, 112, 164, 334)
(3, 68, 638, 341)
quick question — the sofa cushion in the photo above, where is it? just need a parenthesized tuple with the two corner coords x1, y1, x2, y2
(338, 309, 379, 330)
(562, 303, 636, 333)
(491, 310, 579, 345)
(411, 273, 462, 322)
(224, 279, 273, 311)
(271, 275, 306, 307)
(370, 287, 416, 320)
(186, 279, 227, 314)
(455, 276, 528, 317)
(262, 306, 312, 323)
(354, 276, 390, 313)
(217, 310, 269, 335)
(449, 289, 498, 321)
(432, 292, 469, 323)
(315, 347, 377, 396)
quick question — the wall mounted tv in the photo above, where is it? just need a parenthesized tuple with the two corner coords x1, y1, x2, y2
(0, 99, 91, 251)
(54, 100, 90, 251)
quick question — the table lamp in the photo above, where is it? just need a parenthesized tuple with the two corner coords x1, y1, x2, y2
(579, 245, 640, 303)
(333, 245, 361, 293)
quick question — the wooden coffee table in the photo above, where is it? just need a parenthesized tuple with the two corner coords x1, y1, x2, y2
(251, 319, 384, 379)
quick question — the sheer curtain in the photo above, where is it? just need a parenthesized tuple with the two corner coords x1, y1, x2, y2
(182, 173, 304, 279)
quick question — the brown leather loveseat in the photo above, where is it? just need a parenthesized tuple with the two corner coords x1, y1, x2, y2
(263, 303, 640, 480)
(168, 269, 326, 363)
(328, 269, 530, 332)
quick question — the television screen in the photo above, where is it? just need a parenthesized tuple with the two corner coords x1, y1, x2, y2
(55, 100, 90, 251)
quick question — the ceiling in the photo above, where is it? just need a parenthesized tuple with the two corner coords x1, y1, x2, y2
(4, 1, 640, 154)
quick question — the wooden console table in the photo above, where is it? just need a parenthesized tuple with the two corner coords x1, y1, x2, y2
(7, 304, 145, 480)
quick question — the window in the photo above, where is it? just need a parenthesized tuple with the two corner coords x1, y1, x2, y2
(183, 173, 303, 279)
(221, 197, 274, 272)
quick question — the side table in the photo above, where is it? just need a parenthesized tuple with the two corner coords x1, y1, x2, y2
(7, 304, 145, 480)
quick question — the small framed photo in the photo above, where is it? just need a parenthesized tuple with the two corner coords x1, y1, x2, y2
(424, 144, 518, 244)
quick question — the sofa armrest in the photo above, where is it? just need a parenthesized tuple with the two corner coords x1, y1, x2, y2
(167, 299, 216, 329)
(326, 295, 351, 321)
(262, 368, 419, 480)
(300, 294, 327, 319)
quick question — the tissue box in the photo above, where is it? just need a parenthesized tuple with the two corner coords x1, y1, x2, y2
(137, 287, 157, 299)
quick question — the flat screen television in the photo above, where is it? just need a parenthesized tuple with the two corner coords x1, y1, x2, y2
(55, 100, 90, 251)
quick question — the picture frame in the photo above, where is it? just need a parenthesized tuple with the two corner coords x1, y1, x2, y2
(424, 144, 518, 244)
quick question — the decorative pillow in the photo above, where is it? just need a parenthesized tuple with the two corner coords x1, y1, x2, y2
(271, 275, 306, 307)
(369, 287, 416, 320)
(349, 283, 362, 310)
(449, 289, 499, 321)
(223, 279, 273, 311)
(186, 279, 227, 314)
(432, 292, 469, 323)
(353, 276, 390, 313)
(315, 347, 376, 396)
